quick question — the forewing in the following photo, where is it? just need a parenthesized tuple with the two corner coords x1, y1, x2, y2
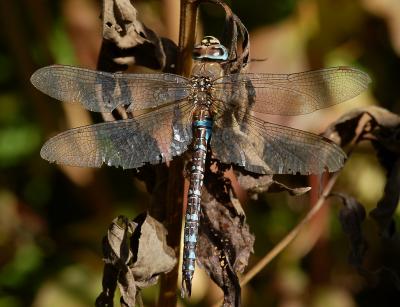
(40, 103, 193, 169)
(211, 114, 346, 175)
(213, 67, 370, 115)
(31, 65, 190, 112)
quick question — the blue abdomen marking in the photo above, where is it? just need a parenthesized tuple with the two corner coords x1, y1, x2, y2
(183, 117, 213, 297)
(193, 119, 213, 141)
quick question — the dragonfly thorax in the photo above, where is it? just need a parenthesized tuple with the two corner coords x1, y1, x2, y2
(191, 76, 212, 91)
(190, 76, 213, 107)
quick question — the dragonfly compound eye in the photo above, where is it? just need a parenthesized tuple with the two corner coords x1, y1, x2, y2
(193, 36, 228, 61)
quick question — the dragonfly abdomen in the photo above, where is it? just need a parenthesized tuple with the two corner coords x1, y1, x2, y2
(182, 111, 213, 297)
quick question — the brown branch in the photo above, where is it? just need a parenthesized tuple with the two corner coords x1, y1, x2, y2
(177, 0, 199, 76)
(157, 1, 199, 306)
(157, 159, 185, 307)
(239, 172, 340, 288)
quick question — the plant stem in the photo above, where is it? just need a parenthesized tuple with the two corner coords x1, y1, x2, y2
(239, 171, 340, 287)
(157, 1, 198, 306)
(158, 159, 185, 307)
(177, 0, 198, 77)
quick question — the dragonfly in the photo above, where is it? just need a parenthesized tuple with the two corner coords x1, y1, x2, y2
(31, 35, 370, 297)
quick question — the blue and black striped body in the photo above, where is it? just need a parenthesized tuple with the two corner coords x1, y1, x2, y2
(181, 67, 222, 296)
(181, 36, 228, 297)
(182, 112, 213, 296)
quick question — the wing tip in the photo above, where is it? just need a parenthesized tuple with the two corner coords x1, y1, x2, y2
(40, 136, 100, 168)
(30, 67, 45, 89)
(31, 65, 61, 91)
(39, 141, 52, 162)
(338, 66, 372, 87)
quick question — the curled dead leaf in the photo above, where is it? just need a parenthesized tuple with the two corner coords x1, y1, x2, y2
(198, 161, 254, 307)
(331, 192, 368, 267)
(198, 189, 254, 307)
(235, 168, 311, 199)
(324, 106, 400, 237)
(96, 214, 176, 307)
(370, 158, 400, 238)
(323, 106, 400, 147)
(98, 0, 178, 73)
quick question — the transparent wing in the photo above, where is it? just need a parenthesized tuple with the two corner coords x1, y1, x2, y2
(40, 102, 193, 169)
(31, 65, 191, 112)
(213, 67, 371, 115)
(211, 112, 346, 175)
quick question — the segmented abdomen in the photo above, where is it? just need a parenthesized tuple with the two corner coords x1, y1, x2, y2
(181, 117, 212, 297)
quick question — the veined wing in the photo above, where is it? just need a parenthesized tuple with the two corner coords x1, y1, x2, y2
(211, 113, 346, 175)
(213, 67, 370, 115)
(31, 65, 191, 112)
(40, 102, 193, 169)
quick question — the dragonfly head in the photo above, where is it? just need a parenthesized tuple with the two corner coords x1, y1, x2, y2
(192, 36, 228, 62)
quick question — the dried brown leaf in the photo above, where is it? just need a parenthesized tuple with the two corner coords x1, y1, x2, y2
(98, 0, 178, 73)
(198, 190, 254, 307)
(323, 106, 400, 147)
(198, 162, 254, 307)
(96, 214, 177, 307)
(131, 214, 177, 282)
(331, 192, 368, 267)
(324, 106, 400, 237)
(331, 192, 400, 291)
(236, 170, 311, 199)
(119, 270, 137, 307)
(323, 107, 369, 146)
(370, 158, 400, 238)
(215, 0, 250, 73)
(102, 0, 147, 49)
(269, 180, 311, 196)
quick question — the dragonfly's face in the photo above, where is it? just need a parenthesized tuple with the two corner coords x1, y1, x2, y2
(192, 36, 228, 62)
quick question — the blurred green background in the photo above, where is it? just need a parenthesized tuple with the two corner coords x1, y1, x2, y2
(0, 0, 399, 306)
